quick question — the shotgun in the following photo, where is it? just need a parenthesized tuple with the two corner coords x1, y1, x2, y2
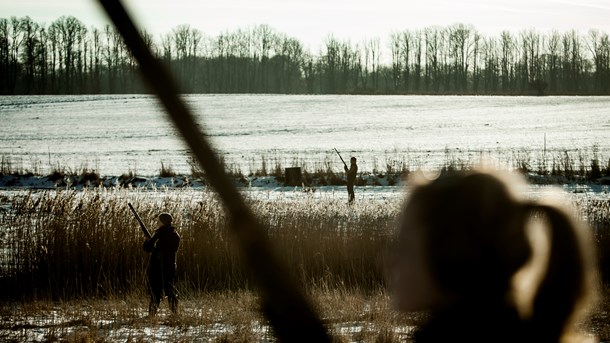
(128, 202, 152, 239)
(334, 148, 347, 169)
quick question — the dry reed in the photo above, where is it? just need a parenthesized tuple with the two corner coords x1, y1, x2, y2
(1, 187, 608, 300)
(0, 188, 399, 299)
(2, 146, 609, 185)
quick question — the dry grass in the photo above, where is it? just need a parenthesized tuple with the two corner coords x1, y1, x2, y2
(0, 291, 266, 342)
(0, 289, 421, 342)
(0, 188, 399, 299)
(1, 188, 609, 298)
(584, 287, 610, 341)
(0, 288, 607, 342)
(2, 146, 610, 185)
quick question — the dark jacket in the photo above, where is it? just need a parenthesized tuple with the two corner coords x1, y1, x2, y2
(345, 162, 358, 185)
(143, 225, 180, 274)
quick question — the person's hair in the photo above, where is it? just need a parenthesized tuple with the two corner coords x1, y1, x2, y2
(404, 170, 597, 340)
(350, 157, 357, 163)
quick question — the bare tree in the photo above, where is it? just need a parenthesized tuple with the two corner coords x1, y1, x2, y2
(0, 19, 9, 93)
(254, 24, 275, 92)
(389, 32, 402, 91)
(89, 27, 102, 93)
(1, 16, 610, 95)
(170, 24, 201, 91)
(500, 31, 514, 92)
(102, 24, 123, 93)
(413, 30, 423, 92)
(447, 23, 474, 92)
(351, 44, 362, 91)
(279, 36, 304, 93)
(365, 37, 381, 90)
(425, 26, 442, 92)
(546, 30, 561, 93)
(586, 29, 610, 93)
(7, 17, 24, 94)
(471, 32, 481, 93)
(521, 29, 547, 94)
(18, 16, 41, 93)
(323, 35, 339, 93)
(399, 30, 415, 91)
(302, 51, 315, 93)
(338, 39, 355, 93)
(481, 36, 499, 93)
(49, 16, 87, 93)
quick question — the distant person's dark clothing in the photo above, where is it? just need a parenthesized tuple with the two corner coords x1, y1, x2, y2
(143, 224, 180, 315)
(344, 159, 358, 203)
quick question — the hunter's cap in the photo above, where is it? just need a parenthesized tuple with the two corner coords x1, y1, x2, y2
(159, 213, 173, 225)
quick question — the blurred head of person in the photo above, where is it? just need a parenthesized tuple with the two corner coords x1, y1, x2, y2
(390, 170, 597, 342)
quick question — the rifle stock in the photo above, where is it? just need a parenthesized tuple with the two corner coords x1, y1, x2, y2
(128, 202, 152, 238)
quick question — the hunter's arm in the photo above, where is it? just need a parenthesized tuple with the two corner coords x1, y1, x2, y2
(143, 231, 158, 252)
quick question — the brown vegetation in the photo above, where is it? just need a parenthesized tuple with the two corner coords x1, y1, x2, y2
(2, 147, 610, 189)
(0, 189, 397, 298)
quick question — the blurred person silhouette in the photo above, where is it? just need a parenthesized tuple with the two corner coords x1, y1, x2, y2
(345, 156, 358, 204)
(143, 212, 181, 316)
(389, 170, 598, 342)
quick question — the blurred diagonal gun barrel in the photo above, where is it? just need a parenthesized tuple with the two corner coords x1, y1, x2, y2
(334, 148, 347, 168)
(128, 202, 152, 239)
(97, 0, 330, 341)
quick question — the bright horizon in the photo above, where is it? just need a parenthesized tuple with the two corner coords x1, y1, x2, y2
(2, 0, 610, 49)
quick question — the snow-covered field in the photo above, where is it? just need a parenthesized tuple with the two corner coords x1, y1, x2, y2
(1, 94, 609, 176)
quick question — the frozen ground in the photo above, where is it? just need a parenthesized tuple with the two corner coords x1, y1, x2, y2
(0, 302, 416, 342)
(1, 94, 609, 176)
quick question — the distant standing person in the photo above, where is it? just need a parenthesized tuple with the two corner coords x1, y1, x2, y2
(344, 157, 358, 204)
(143, 213, 180, 316)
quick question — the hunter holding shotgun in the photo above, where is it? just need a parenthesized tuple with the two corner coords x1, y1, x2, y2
(129, 204, 180, 316)
(335, 149, 358, 204)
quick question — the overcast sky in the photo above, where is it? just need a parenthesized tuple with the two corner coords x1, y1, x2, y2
(2, 0, 610, 49)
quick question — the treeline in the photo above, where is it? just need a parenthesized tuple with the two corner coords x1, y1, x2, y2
(1, 16, 610, 95)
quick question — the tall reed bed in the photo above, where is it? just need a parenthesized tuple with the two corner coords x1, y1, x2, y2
(0, 189, 400, 299)
(576, 198, 610, 284)
(1, 188, 608, 301)
(1, 190, 152, 298)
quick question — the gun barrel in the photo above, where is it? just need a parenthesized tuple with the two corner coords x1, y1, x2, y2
(334, 148, 347, 167)
(128, 202, 152, 238)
